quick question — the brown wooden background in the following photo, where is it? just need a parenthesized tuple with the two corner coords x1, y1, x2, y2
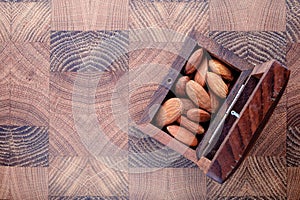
(0, 0, 299, 199)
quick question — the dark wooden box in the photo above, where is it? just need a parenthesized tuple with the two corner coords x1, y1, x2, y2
(134, 30, 290, 183)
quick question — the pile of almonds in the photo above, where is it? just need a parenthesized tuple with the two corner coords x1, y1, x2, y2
(154, 48, 234, 148)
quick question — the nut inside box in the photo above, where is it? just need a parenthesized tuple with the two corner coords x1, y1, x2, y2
(136, 31, 290, 183)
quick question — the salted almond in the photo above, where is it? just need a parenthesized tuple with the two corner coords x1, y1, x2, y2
(167, 125, 198, 147)
(187, 108, 211, 122)
(206, 72, 228, 99)
(209, 59, 234, 81)
(194, 51, 208, 86)
(180, 98, 197, 115)
(175, 76, 190, 97)
(155, 98, 182, 127)
(185, 48, 204, 74)
(186, 80, 212, 112)
(177, 115, 205, 134)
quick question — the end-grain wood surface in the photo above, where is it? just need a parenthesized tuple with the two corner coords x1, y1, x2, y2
(0, 0, 299, 199)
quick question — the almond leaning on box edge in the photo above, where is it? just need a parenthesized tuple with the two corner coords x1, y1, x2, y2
(187, 108, 211, 122)
(185, 48, 204, 74)
(175, 76, 190, 97)
(177, 115, 205, 134)
(206, 72, 228, 99)
(167, 125, 198, 147)
(155, 98, 182, 127)
(194, 50, 208, 86)
(180, 98, 197, 115)
(186, 80, 212, 112)
(209, 59, 234, 81)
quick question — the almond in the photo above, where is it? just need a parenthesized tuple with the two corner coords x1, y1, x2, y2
(185, 48, 204, 74)
(186, 80, 212, 112)
(210, 92, 222, 113)
(209, 59, 234, 81)
(175, 76, 189, 97)
(187, 108, 211, 122)
(206, 72, 228, 99)
(154, 98, 182, 127)
(167, 125, 198, 147)
(180, 98, 197, 115)
(194, 51, 208, 86)
(177, 115, 205, 134)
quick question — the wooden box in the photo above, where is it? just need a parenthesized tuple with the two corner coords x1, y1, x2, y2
(135, 30, 290, 183)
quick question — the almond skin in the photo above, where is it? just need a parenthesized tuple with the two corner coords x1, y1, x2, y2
(186, 80, 212, 112)
(167, 125, 198, 147)
(194, 51, 208, 87)
(155, 98, 182, 127)
(177, 115, 205, 134)
(210, 92, 222, 113)
(209, 59, 234, 81)
(187, 108, 211, 122)
(185, 48, 204, 74)
(175, 76, 190, 97)
(206, 72, 228, 99)
(180, 98, 197, 115)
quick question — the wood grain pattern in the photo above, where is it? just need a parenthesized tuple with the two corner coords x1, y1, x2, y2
(0, 125, 48, 167)
(287, 43, 300, 167)
(287, 0, 300, 43)
(129, 168, 206, 199)
(130, 1, 209, 37)
(129, 126, 196, 168)
(207, 62, 289, 183)
(0, 1, 50, 42)
(50, 72, 128, 157)
(52, 0, 128, 31)
(10, 167, 48, 200)
(51, 31, 128, 72)
(287, 167, 300, 200)
(209, 31, 286, 67)
(210, 0, 286, 31)
(209, 32, 248, 60)
(248, 32, 286, 67)
(0, 167, 10, 199)
(49, 156, 128, 197)
(207, 157, 286, 198)
(0, 42, 49, 126)
(248, 92, 286, 156)
(49, 196, 129, 200)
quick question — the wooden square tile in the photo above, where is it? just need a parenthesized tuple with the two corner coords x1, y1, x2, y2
(287, 0, 300, 43)
(52, 0, 128, 31)
(130, 1, 209, 37)
(49, 156, 128, 197)
(10, 167, 48, 199)
(50, 31, 128, 72)
(167, 168, 206, 199)
(210, 0, 286, 31)
(207, 157, 286, 198)
(0, 126, 48, 167)
(9, 42, 50, 126)
(248, 32, 286, 66)
(129, 168, 168, 199)
(50, 72, 128, 157)
(287, 43, 300, 167)
(0, 1, 50, 42)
